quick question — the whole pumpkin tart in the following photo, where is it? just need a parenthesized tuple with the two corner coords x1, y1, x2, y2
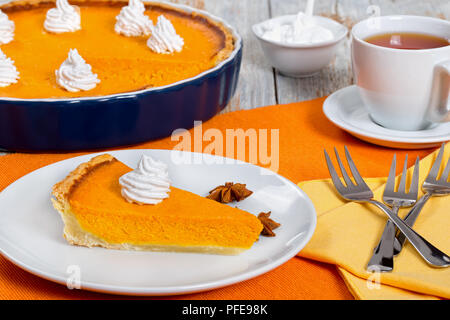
(0, 0, 235, 98)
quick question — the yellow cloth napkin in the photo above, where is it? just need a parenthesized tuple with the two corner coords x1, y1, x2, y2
(297, 144, 449, 300)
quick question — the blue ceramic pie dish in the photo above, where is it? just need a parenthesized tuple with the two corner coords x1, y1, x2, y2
(0, 2, 242, 152)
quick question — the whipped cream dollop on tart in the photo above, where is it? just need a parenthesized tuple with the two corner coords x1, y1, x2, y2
(44, 0, 81, 34)
(119, 155, 171, 205)
(147, 15, 184, 54)
(51, 154, 263, 255)
(115, 0, 153, 37)
(0, 49, 19, 87)
(0, 9, 14, 44)
(55, 48, 100, 92)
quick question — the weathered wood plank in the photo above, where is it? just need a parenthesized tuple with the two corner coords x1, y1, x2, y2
(431, 1, 450, 19)
(369, 0, 448, 18)
(175, 0, 277, 112)
(269, 0, 372, 104)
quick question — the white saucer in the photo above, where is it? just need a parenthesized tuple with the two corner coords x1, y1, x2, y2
(0, 150, 316, 296)
(323, 85, 450, 149)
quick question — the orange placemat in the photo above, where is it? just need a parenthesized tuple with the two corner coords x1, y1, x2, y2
(0, 97, 435, 300)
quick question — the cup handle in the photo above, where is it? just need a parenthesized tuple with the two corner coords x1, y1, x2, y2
(428, 59, 450, 123)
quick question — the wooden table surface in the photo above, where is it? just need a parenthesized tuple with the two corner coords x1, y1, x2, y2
(0, 0, 448, 155)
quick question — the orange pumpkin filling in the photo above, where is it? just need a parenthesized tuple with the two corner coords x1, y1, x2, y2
(0, 1, 233, 99)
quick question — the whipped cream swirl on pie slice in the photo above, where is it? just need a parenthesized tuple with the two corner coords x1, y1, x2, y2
(0, 49, 19, 87)
(115, 0, 153, 37)
(55, 49, 100, 92)
(147, 15, 184, 54)
(119, 155, 171, 205)
(44, 0, 81, 34)
(0, 9, 15, 44)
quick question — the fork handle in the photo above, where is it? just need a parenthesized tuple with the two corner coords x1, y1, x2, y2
(394, 192, 433, 255)
(366, 205, 399, 272)
(368, 199, 450, 268)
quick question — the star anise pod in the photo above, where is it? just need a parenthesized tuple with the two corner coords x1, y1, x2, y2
(258, 211, 281, 237)
(206, 182, 253, 203)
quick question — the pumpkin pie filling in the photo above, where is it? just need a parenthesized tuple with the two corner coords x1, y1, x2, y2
(52, 154, 263, 254)
(0, 0, 234, 99)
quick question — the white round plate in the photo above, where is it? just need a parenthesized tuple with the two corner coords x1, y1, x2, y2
(323, 85, 450, 149)
(0, 150, 316, 296)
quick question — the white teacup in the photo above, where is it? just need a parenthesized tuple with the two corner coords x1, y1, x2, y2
(351, 15, 450, 131)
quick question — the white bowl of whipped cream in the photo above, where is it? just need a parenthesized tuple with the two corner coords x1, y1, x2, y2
(253, 12, 348, 77)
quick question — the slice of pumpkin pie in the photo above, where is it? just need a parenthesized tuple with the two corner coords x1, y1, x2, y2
(51, 154, 263, 255)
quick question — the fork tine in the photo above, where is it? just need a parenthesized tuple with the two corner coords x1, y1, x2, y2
(398, 155, 408, 193)
(324, 149, 346, 193)
(384, 154, 397, 193)
(427, 143, 445, 181)
(344, 146, 369, 187)
(440, 157, 450, 183)
(334, 147, 354, 187)
(410, 157, 420, 196)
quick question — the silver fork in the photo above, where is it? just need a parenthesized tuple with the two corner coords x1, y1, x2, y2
(394, 143, 450, 254)
(324, 146, 450, 268)
(367, 155, 420, 272)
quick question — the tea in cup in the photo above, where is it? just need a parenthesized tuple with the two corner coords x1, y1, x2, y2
(351, 15, 450, 131)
